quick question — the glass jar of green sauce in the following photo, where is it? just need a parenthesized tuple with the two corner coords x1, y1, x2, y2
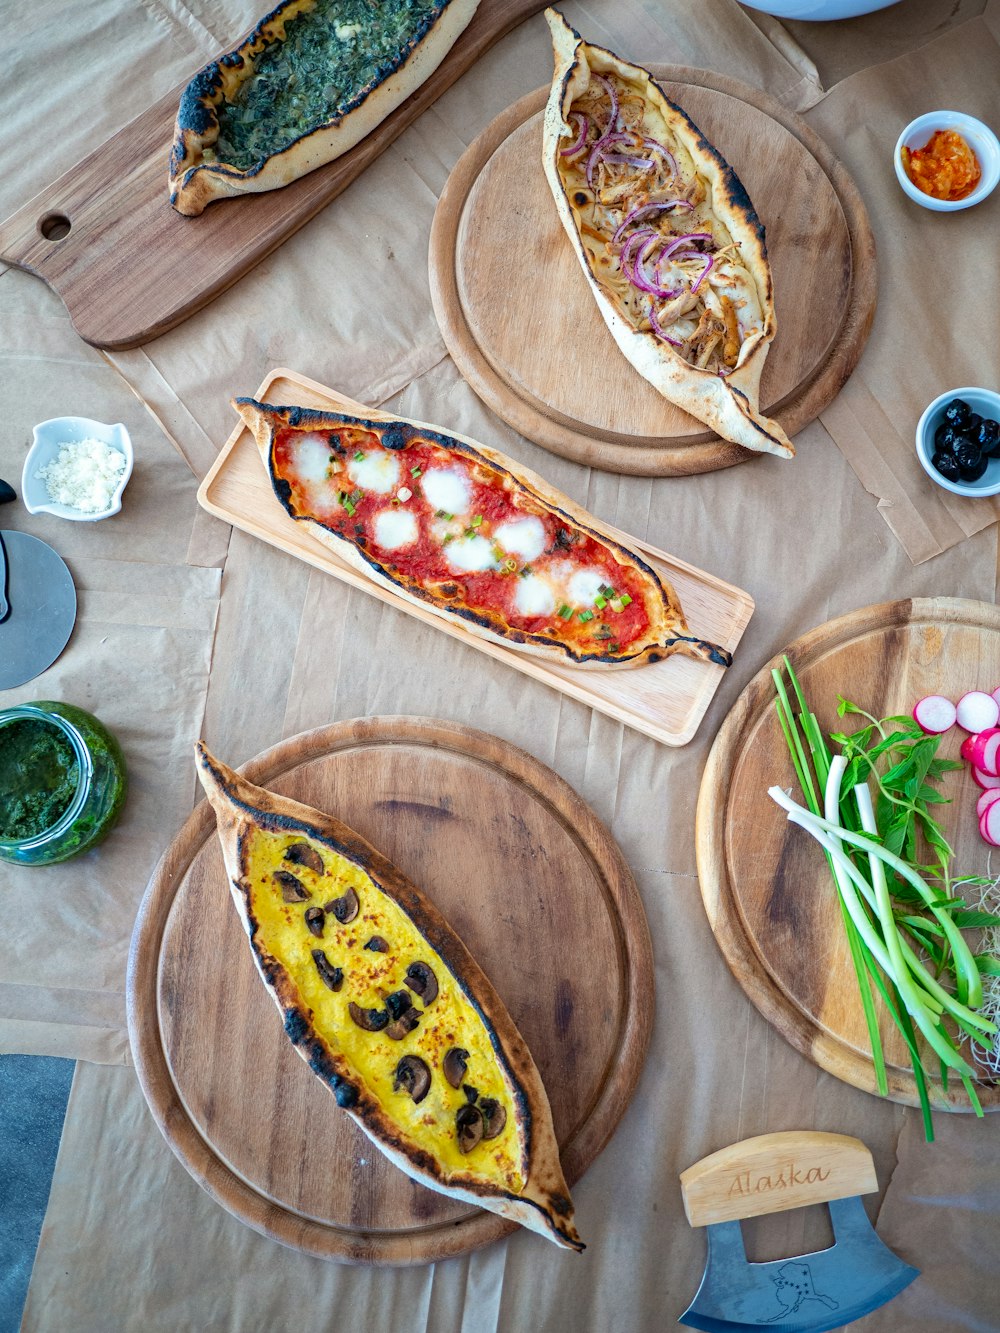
(0, 702, 128, 866)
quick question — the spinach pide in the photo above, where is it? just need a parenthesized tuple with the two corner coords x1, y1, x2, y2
(169, 0, 480, 215)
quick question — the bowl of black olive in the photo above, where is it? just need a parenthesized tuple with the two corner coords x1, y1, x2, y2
(916, 388, 1000, 496)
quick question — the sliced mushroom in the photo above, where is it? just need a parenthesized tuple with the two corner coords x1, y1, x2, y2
(456, 1104, 484, 1154)
(324, 886, 359, 924)
(311, 949, 343, 991)
(385, 1006, 422, 1041)
(273, 869, 310, 902)
(404, 961, 438, 1005)
(462, 1084, 478, 1104)
(479, 1097, 507, 1140)
(443, 1047, 469, 1090)
(348, 1001, 388, 1032)
(393, 1055, 431, 1104)
(304, 907, 325, 938)
(283, 841, 325, 875)
(364, 935, 389, 952)
(385, 990, 413, 1022)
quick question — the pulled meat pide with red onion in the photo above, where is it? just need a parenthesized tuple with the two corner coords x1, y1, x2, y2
(558, 72, 760, 376)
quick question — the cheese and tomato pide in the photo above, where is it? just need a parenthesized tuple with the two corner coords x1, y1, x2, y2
(542, 9, 794, 459)
(169, 0, 480, 215)
(195, 745, 583, 1250)
(235, 397, 732, 669)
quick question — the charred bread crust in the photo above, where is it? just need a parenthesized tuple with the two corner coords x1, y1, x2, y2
(169, 0, 480, 215)
(541, 8, 793, 459)
(234, 396, 731, 670)
(195, 743, 583, 1250)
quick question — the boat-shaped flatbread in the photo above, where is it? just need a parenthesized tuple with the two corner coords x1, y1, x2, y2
(195, 744, 583, 1250)
(235, 396, 732, 670)
(169, 0, 480, 215)
(542, 8, 793, 459)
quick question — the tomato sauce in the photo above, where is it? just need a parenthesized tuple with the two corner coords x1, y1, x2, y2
(901, 130, 981, 202)
(273, 426, 655, 655)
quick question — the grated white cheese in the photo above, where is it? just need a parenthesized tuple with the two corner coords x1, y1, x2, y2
(36, 438, 126, 513)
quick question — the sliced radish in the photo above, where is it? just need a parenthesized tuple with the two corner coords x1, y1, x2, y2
(983, 799, 1000, 846)
(973, 765, 1000, 790)
(977, 788, 1000, 818)
(913, 695, 957, 734)
(956, 691, 1000, 733)
(973, 728, 1000, 775)
(961, 734, 979, 763)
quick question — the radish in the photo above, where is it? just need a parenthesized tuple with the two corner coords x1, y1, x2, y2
(973, 765, 1000, 790)
(961, 734, 979, 763)
(956, 691, 1000, 733)
(983, 799, 1000, 846)
(972, 727, 1000, 775)
(978, 788, 1000, 818)
(913, 695, 957, 734)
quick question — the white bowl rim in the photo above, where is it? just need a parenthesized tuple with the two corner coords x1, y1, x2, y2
(893, 111, 1000, 212)
(23, 417, 134, 521)
(915, 386, 1000, 497)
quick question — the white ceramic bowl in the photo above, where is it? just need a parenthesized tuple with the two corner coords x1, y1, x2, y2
(22, 417, 133, 522)
(894, 111, 1000, 212)
(738, 0, 899, 18)
(916, 387, 1000, 498)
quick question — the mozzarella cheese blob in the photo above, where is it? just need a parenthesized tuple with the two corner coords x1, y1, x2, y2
(494, 517, 547, 562)
(568, 568, 605, 607)
(421, 466, 471, 516)
(347, 450, 401, 495)
(445, 535, 497, 574)
(513, 574, 557, 618)
(374, 508, 419, 551)
(295, 434, 334, 485)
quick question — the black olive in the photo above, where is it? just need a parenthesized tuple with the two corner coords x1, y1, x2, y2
(932, 451, 961, 482)
(977, 419, 1000, 455)
(967, 412, 984, 435)
(944, 398, 971, 428)
(956, 442, 987, 481)
(934, 423, 958, 452)
(0, 479, 15, 505)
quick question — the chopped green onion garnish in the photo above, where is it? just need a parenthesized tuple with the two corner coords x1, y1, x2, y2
(471, 515, 483, 528)
(350, 489, 363, 504)
(557, 604, 573, 620)
(345, 502, 356, 517)
(442, 534, 454, 545)
(609, 641, 620, 653)
(601, 584, 615, 597)
(619, 593, 632, 607)
(579, 610, 594, 622)
(411, 466, 422, 478)
(594, 594, 607, 609)
(336, 491, 346, 505)
(354, 450, 365, 461)
(519, 566, 532, 578)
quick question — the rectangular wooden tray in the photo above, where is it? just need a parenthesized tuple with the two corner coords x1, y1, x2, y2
(197, 368, 754, 745)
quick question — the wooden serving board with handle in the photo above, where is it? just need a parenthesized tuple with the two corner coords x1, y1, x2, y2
(197, 367, 755, 746)
(126, 716, 654, 1264)
(0, 0, 549, 350)
(695, 597, 1000, 1111)
(429, 69, 876, 476)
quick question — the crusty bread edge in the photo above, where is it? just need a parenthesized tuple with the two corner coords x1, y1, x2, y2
(194, 741, 584, 1251)
(169, 0, 480, 215)
(540, 8, 794, 459)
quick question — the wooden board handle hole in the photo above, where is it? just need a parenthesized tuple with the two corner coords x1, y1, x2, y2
(38, 213, 71, 241)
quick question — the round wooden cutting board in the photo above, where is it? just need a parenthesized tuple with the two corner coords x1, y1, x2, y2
(429, 70, 876, 477)
(696, 598, 1000, 1111)
(127, 717, 653, 1264)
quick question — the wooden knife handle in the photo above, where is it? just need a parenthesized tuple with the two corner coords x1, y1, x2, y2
(680, 1131, 877, 1227)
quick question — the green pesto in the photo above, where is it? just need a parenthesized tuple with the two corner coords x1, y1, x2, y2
(0, 719, 79, 840)
(214, 0, 442, 170)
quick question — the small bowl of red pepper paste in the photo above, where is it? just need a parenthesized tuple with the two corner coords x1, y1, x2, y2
(894, 111, 1000, 212)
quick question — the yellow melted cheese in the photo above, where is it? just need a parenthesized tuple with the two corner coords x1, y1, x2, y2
(243, 826, 524, 1192)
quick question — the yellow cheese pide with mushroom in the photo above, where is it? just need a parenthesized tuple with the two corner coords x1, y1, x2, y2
(195, 744, 583, 1250)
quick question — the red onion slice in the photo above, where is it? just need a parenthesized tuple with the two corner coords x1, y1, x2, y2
(593, 74, 619, 135)
(690, 255, 714, 294)
(641, 138, 678, 176)
(611, 200, 693, 243)
(560, 112, 589, 157)
(602, 152, 654, 170)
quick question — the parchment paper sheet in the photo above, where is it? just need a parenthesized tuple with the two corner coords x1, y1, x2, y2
(4, 0, 1000, 1328)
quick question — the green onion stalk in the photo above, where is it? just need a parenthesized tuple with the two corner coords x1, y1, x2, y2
(770, 657, 1000, 1140)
